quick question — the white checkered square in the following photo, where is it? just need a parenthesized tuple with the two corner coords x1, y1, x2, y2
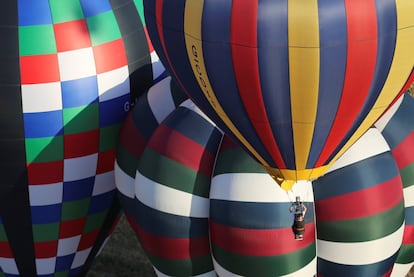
(71, 247, 91, 269)
(57, 236, 81, 256)
(97, 66, 129, 101)
(64, 153, 98, 182)
(0, 257, 18, 274)
(29, 183, 63, 206)
(21, 82, 63, 113)
(92, 171, 116, 196)
(58, 48, 96, 82)
(151, 51, 165, 80)
(35, 257, 56, 275)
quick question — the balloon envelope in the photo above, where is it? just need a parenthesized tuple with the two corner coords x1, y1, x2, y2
(0, 0, 153, 275)
(143, 0, 414, 189)
(115, 91, 414, 276)
(313, 128, 404, 276)
(116, 94, 221, 275)
(376, 93, 414, 276)
(210, 137, 316, 276)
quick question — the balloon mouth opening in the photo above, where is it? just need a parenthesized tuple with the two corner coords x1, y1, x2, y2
(265, 165, 331, 191)
(272, 176, 296, 191)
(265, 171, 296, 191)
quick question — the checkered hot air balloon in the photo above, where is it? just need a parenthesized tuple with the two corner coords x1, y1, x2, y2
(142, 0, 414, 190)
(0, 0, 157, 275)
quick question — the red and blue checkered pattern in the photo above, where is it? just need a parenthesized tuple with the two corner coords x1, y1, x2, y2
(0, 0, 154, 275)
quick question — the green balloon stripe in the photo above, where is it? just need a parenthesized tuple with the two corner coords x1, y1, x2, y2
(139, 148, 211, 197)
(214, 144, 266, 175)
(212, 243, 316, 276)
(100, 124, 122, 151)
(400, 163, 414, 188)
(317, 200, 405, 242)
(116, 144, 139, 178)
(395, 244, 414, 264)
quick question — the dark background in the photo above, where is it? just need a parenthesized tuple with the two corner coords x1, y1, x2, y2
(87, 214, 156, 277)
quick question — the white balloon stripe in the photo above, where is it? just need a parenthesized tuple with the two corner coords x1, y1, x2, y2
(375, 94, 404, 132)
(280, 258, 316, 277)
(210, 173, 313, 203)
(147, 76, 177, 123)
(404, 185, 414, 207)
(135, 170, 210, 218)
(180, 100, 221, 130)
(114, 161, 135, 198)
(210, 173, 289, 202)
(390, 262, 414, 277)
(150, 51, 166, 81)
(317, 223, 404, 265)
(212, 256, 316, 277)
(327, 128, 390, 173)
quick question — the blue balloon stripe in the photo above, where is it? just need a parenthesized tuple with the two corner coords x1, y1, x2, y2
(324, 0, 398, 164)
(257, 0, 295, 169)
(202, 0, 274, 167)
(382, 95, 414, 149)
(162, 107, 222, 154)
(307, 0, 347, 168)
(210, 199, 314, 230)
(154, 0, 235, 152)
(405, 206, 414, 225)
(313, 152, 399, 200)
(317, 251, 398, 277)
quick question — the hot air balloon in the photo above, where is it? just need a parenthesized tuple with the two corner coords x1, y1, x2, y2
(210, 136, 316, 276)
(142, 0, 414, 190)
(116, 84, 221, 275)
(376, 93, 414, 276)
(313, 128, 404, 276)
(0, 0, 155, 275)
(115, 78, 414, 275)
(115, 76, 187, 201)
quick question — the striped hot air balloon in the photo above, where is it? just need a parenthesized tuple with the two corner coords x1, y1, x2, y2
(313, 128, 405, 276)
(376, 93, 414, 276)
(114, 90, 414, 276)
(115, 76, 188, 202)
(210, 136, 316, 276)
(143, 0, 414, 190)
(116, 81, 222, 276)
(0, 0, 155, 275)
